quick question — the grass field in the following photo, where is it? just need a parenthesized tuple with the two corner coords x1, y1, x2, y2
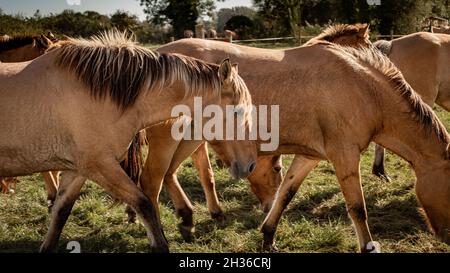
(0, 42, 449, 253)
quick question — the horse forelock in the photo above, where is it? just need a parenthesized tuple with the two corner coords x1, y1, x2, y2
(54, 31, 225, 110)
(0, 35, 39, 52)
(328, 44, 449, 144)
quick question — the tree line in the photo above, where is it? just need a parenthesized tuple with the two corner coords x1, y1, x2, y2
(1, 0, 449, 43)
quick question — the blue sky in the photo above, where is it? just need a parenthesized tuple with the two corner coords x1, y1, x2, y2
(0, 0, 253, 20)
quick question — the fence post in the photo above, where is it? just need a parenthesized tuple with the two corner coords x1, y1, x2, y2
(170, 37, 175, 42)
(390, 29, 394, 40)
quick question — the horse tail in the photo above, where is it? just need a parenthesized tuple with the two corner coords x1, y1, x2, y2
(120, 130, 146, 186)
(373, 40, 392, 55)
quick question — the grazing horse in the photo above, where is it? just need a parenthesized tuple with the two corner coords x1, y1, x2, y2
(308, 24, 450, 182)
(125, 118, 283, 240)
(154, 38, 450, 252)
(0, 31, 256, 252)
(371, 32, 450, 180)
(0, 33, 60, 207)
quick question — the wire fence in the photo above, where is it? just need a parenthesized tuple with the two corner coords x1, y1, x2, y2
(227, 34, 406, 45)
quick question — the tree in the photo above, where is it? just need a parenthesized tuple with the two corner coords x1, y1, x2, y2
(225, 15, 254, 39)
(139, 0, 222, 38)
(217, 6, 256, 32)
(110, 10, 139, 31)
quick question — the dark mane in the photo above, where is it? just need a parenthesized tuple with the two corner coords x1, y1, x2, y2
(0, 35, 37, 52)
(54, 31, 222, 110)
(329, 44, 449, 143)
(315, 23, 369, 42)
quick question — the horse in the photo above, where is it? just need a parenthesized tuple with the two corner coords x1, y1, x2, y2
(304, 23, 371, 48)
(124, 117, 283, 241)
(207, 29, 218, 39)
(308, 24, 450, 182)
(154, 38, 450, 252)
(0, 34, 55, 62)
(183, 30, 194, 38)
(432, 26, 450, 34)
(0, 31, 256, 252)
(0, 33, 60, 207)
(225, 30, 237, 40)
(371, 32, 450, 180)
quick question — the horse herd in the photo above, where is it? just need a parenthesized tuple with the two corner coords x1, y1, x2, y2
(0, 23, 449, 253)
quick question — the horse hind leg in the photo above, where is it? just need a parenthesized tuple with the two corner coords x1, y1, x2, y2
(371, 144, 391, 182)
(87, 159, 169, 252)
(40, 171, 86, 252)
(261, 155, 319, 252)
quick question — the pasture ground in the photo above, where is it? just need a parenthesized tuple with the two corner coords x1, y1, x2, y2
(0, 42, 449, 253)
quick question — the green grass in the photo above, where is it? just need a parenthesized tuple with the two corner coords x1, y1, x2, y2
(0, 43, 449, 253)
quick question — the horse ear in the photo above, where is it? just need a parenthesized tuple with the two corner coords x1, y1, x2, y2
(232, 63, 239, 74)
(39, 35, 52, 47)
(218, 58, 232, 83)
(358, 23, 370, 38)
(47, 31, 58, 42)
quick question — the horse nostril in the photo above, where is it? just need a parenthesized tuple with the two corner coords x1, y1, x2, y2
(273, 166, 282, 173)
(248, 161, 256, 174)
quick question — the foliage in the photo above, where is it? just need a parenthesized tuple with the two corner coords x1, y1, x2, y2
(0, 9, 168, 44)
(139, 0, 222, 38)
(253, 0, 450, 36)
(224, 15, 254, 39)
(217, 6, 256, 32)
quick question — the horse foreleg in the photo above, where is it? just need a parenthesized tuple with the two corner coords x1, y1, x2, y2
(40, 171, 85, 252)
(261, 155, 319, 252)
(42, 172, 59, 212)
(333, 151, 380, 253)
(371, 144, 390, 182)
(163, 139, 204, 241)
(191, 143, 225, 223)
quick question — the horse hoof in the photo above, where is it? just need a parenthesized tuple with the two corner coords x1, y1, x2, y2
(150, 244, 170, 253)
(262, 241, 279, 252)
(178, 223, 195, 242)
(364, 241, 381, 253)
(372, 170, 391, 182)
(211, 211, 226, 225)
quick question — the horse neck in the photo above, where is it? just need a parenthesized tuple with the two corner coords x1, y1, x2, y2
(135, 81, 219, 130)
(0, 44, 41, 62)
(373, 86, 449, 170)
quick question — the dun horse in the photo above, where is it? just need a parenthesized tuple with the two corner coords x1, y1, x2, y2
(0, 33, 60, 207)
(0, 31, 256, 252)
(309, 24, 450, 181)
(155, 38, 450, 252)
(125, 118, 283, 241)
(0, 33, 56, 62)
